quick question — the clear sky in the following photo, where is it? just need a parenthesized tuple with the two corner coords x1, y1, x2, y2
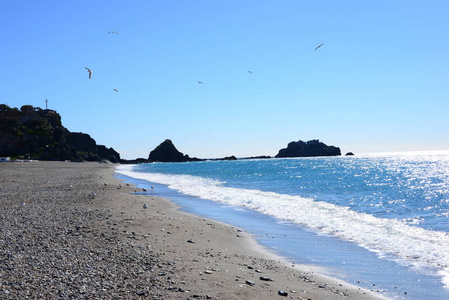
(2, 1, 448, 159)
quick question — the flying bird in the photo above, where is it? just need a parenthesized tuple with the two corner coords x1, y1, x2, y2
(248, 71, 253, 74)
(85, 67, 92, 79)
(113, 89, 119, 92)
(315, 44, 324, 51)
(108, 31, 118, 35)
(197, 81, 203, 84)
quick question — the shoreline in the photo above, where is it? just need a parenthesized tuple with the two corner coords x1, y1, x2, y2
(0, 161, 387, 299)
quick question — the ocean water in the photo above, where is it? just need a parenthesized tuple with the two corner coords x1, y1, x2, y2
(116, 151, 449, 299)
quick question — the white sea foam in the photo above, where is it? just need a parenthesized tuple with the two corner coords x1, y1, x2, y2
(117, 164, 449, 287)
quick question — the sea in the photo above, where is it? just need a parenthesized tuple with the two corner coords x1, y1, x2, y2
(115, 151, 449, 300)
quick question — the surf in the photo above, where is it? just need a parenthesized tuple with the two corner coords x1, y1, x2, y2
(116, 163, 449, 288)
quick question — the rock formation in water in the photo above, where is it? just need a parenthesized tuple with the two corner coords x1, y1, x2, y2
(0, 104, 120, 162)
(147, 139, 198, 162)
(146, 140, 241, 163)
(275, 139, 341, 158)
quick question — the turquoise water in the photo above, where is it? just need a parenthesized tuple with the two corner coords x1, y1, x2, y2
(116, 151, 449, 299)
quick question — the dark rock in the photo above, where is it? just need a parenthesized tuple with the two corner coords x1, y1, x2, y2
(0, 104, 120, 162)
(275, 139, 341, 158)
(209, 155, 238, 161)
(278, 290, 288, 296)
(148, 139, 196, 163)
(219, 155, 237, 161)
(241, 155, 272, 160)
(120, 158, 150, 164)
(260, 276, 273, 281)
(345, 152, 355, 156)
(246, 280, 255, 286)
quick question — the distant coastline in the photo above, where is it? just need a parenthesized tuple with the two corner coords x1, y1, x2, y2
(1, 104, 348, 163)
(121, 139, 343, 164)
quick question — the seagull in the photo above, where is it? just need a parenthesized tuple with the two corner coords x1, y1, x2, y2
(315, 44, 324, 51)
(108, 31, 118, 35)
(197, 81, 203, 84)
(113, 88, 119, 92)
(85, 67, 92, 79)
(248, 71, 253, 74)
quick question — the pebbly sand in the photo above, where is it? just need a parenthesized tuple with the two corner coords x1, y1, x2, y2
(0, 161, 388, 299)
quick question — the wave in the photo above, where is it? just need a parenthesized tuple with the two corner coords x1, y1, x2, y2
(116, 164, 449, 287)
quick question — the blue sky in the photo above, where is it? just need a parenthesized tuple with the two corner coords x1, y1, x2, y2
(2, 1, 448, 159)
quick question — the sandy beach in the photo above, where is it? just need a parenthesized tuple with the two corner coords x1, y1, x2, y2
(0, 161, 388, 299)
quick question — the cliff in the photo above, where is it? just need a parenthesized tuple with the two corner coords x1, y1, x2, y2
(0, 104, 120, 162)
(275, 139, 341, 158)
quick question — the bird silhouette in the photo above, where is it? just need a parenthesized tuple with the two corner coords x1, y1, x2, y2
(248, 71, 253, 74)
(108, 31, 118, 35)
(315, 44, 324, 50)
(85, 67, 92, 79)
(197, 81, 203, 84)
(113, 89, 119, 92)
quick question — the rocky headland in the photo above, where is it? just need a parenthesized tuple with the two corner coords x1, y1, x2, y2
(0, 104, 120, 162)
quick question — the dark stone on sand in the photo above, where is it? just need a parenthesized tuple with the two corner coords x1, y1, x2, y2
(260, 276, 273, 281)
(187, 239, 195, 243)
(278, 290, 288, 296)
(275, 139, 341, 158)
(246, 280, 255, 286)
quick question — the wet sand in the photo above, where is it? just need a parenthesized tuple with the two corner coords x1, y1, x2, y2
(0, 161, 388, 299)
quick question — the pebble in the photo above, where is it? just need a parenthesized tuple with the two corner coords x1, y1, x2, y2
(260, 276, 274, 281)
(0, 164, 169, 299)
(246, 280, 255, 286)
(278, 290, 288, 296)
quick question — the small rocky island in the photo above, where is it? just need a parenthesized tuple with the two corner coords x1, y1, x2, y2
(275, 139, 341, 158)
(146, 139, 237, 163)
(148, 139, 201, 163)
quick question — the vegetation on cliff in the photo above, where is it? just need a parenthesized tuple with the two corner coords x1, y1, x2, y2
(0, 104, 120, 162)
